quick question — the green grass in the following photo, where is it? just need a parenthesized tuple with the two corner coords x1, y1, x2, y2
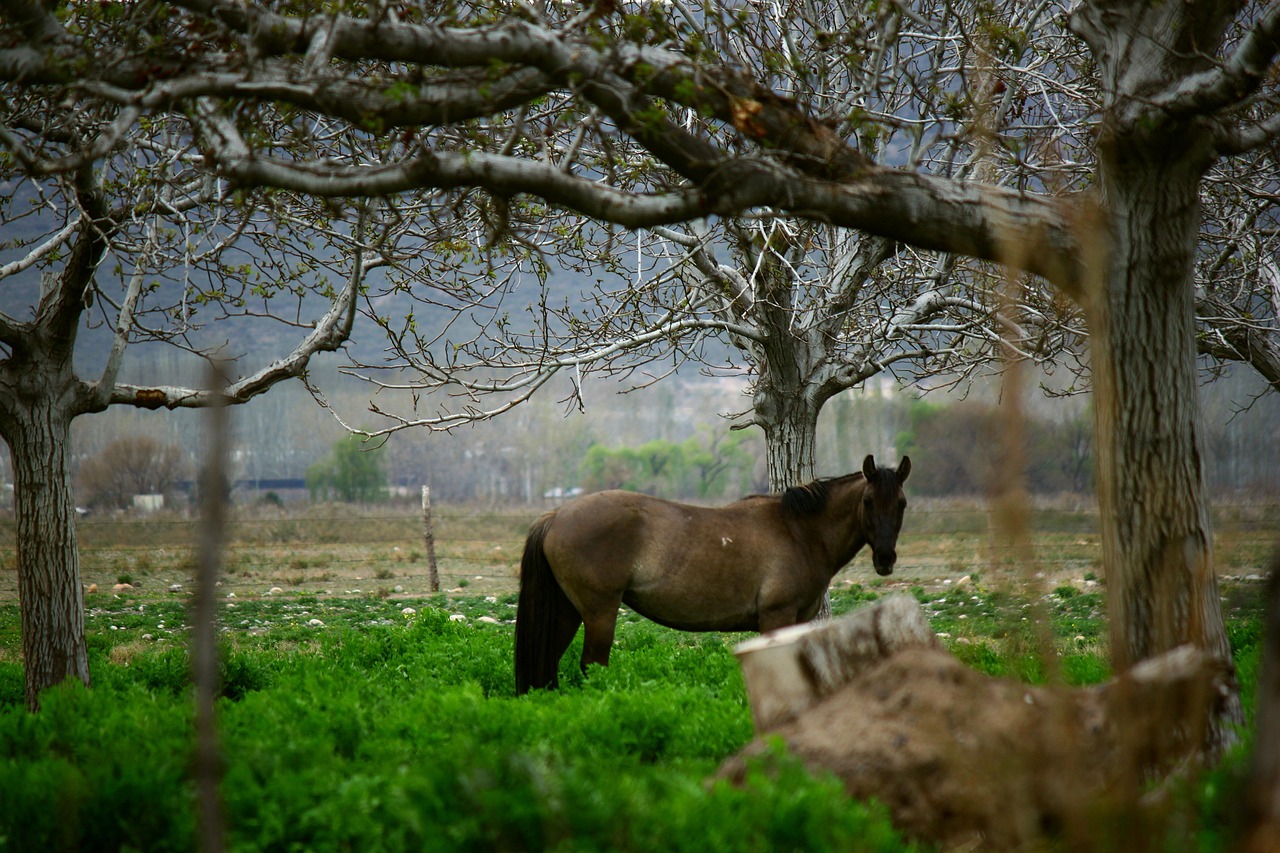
(0, 596, 926, 853)
(0, 578, 1271, 852)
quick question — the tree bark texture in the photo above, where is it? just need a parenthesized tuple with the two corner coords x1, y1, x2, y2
(1091, 147, 1233, 673)
(7, 396, 89, 709)
(1075, 0, 1244, 744)
(757, 387, 821, 495)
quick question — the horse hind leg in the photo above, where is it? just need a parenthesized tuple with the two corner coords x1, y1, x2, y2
(545, 607, 583, 689)
(579, 600, 622, 674)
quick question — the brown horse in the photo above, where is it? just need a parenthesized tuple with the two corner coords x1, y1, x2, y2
(514, 453, 911, 694)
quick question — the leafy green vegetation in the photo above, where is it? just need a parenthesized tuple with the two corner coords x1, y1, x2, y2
(305, 434, 388, 503)
(0, 554, 1271, 851)
(0, 592, 928, 852)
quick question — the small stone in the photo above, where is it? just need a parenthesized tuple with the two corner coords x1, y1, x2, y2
(268, 587, 284, 595)
(401, 607, 417, 616)
(169, 583, 183, 593)
(142, 634, 153, 640)
(449, 614, 467, 622)
(394, 585, 404, 593)
(112, 583, 133, 593)
(87, 583, 98, 594)
(308, 618, 324, 627)
(477, 616, 500, 624)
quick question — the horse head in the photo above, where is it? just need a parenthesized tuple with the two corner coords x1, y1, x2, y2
(861, 453, 911, 576)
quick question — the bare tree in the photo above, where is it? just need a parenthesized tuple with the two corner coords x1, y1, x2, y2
(336, 1, 1089, 500)
(76, 435, 189, 510)
(0, 2, 371, 708)
(5, 0, 1280, 746)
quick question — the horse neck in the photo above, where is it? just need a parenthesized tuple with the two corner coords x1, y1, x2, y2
(810, 477, 869, 569)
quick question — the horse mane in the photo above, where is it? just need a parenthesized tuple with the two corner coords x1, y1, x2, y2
(780, 474, 867, 517)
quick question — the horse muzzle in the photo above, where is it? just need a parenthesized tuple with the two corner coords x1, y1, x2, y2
(872, 549, 897, 576)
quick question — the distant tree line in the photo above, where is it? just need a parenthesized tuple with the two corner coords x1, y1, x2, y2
(61, 366, 1280, 511)
(578, 430, 758, 500)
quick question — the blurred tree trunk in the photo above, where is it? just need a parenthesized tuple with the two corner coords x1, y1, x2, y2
(1243, 562, 1280, 851)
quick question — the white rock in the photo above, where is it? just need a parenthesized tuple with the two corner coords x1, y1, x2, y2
(449, 614, 467, 622)
(394, 585, 404, 593)
(402, 607, 417, 616)
(308, 618, 325, 627)
(269, 587, 284, 595)
(477, 616, 500, 624)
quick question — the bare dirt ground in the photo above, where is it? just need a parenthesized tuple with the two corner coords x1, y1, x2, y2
(0, 500, 1273, 607)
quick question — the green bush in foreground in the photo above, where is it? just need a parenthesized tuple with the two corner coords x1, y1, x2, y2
(0, 606, 919, 853)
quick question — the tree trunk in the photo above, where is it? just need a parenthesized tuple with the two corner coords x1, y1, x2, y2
(758, 389, 820, 493)
(1090, 125, 1242, 745)
(7, 396, 89, 710)
(1066, 0, 1248, 751)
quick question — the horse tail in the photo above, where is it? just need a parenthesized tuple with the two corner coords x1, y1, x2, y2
(515, 512, 575, 695)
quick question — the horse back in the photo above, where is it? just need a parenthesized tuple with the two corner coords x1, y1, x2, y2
(543, 490, 809, 631)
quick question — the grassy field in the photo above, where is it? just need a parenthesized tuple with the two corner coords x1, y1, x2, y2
(0, 502, 1275, 851)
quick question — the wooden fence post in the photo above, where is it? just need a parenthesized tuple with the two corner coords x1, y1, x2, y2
(422, 486, 440, 592)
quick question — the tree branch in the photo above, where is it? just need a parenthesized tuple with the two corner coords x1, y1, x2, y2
(103, 211, 365, 409)
(1155, 2, 1280, 120)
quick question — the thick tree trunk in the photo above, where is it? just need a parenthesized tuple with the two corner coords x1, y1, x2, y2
(1091, 130, 1242, 744)
(758, 389, 820, 493)
(1066, 0, 1247, 751)
(7, 397, 89, 710)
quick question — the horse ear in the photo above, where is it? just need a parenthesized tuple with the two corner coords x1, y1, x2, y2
(897, 455, 911, 483)
(862, 454, 876, 480)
